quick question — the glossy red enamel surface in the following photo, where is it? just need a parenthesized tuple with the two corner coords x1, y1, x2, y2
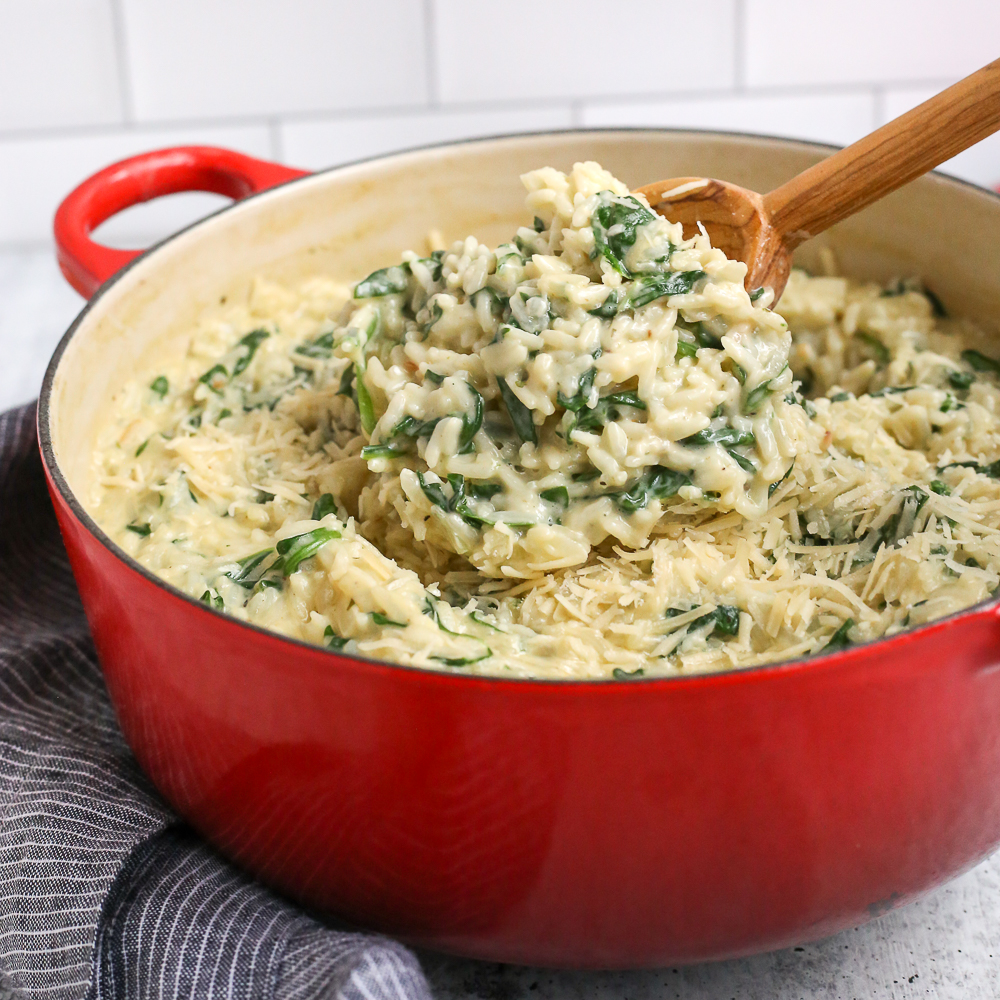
(53, 146, 308, 297)
(40, 140, 1000, 968)
(42, 476, 1000, 966)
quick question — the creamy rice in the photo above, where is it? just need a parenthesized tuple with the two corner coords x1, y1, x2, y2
(89, 162, 1000, 679)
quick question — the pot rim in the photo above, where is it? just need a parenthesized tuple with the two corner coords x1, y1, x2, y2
(36, 125, 1000, 687)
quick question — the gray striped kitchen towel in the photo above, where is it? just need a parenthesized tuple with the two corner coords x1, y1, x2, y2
(0, 402, 432, 1000)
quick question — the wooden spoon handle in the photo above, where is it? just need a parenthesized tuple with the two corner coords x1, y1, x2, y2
(763, 57, 1000, 249)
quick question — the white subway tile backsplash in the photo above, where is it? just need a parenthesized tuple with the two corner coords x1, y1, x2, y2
(745, 0, 1000, 88)
(0, 124, 271, 245)
(0, 0, 996, 253)
(432, 0, 736, 104)
(0, 248, 90, 404)
(119, 0, 427, 122)
(581, 91, 874, 147)
(0, 0, 122, 131)
(882, 85, 1000, 191)
(281, 106, 572, 171)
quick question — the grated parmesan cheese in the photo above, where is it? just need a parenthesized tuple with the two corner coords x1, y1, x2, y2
(89, 163, 1000, 679)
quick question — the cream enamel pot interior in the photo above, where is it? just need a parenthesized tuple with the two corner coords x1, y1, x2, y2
(39, 131, 1000, 968)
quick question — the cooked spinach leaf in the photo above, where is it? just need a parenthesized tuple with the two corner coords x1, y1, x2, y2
(948, 370, 975, 390)
(924, 286, 948, 317)
(881, 280, 948, 317)
(467, 481, 503, 500)
(681, 426, 755, 448)
(496, 375, 537, 443)
(869, 385, 915, 398)
(418, 472, 526, 530)
(312, 493, 337, 521)
(612, 667, 645, 679)
(629, 270, 706, 308)
(459, 385, 484, 451)
(355, 370, 377, 435)
(857, 485, 930, 559)
(664, 605, 740, 637)
(469, 611, 504, 632)
(389, 413, 441, 441)
(200, 589, 224, 610)
(232, 328, 270, 376)
(609, 465, 691, 512)
(199, 364, 228, 391)
(360, 443, 405, 460)
(557, 367, 597, 412)
(728, 450, 758, 474)
(940, 458, 1000, 479)
(825, 618, 854, 651)
(564, 389, 646, 435)
(225, 549, 275, 588)
(472, 287, 509, 324)
(690, 322, 723, 350)
(354, 265, 409, 298)
(591, 193, 655, 276)
(417, 472, 450, 511)
(431, 649, 493, 667)
(371, 612, 407, 627)
(854, 332, 890, 364)
(150, 376, 169, 398)
(277, 527, 341, 575)
(540, 486, 569, 506)
(126, 522, 151, 537)
(744, 379, 773, 414)
(423, 597, 465, 637)
(710, 605, 741, 636)
(324, 624, 348, 651)
(411, 250, 445, 283)
(419, 473, 479, 526)
(297, 331, 334, 359)
(962, 349, 1000, 376)
(336, 366, 355, 398)
(378, 383, 483, 456)
(588, 288, 623, 319)
(769, 460, 795, 498)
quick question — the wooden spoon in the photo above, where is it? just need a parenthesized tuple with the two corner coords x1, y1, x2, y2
(636, 57, 1000, 301)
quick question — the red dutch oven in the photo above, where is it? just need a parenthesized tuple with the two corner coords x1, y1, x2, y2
(38, 132, 1000, 968)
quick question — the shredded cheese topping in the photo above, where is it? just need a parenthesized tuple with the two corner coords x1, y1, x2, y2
(89, 162, 1000, 679)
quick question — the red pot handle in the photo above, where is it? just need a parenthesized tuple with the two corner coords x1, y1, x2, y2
(54, 146, 310, 299)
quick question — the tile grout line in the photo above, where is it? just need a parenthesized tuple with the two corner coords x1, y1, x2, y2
(0, 77, 960, 147)
(107, 0, 135, 125)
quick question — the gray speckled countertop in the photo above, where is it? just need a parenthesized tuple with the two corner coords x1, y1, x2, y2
(5, 245, 999, 999)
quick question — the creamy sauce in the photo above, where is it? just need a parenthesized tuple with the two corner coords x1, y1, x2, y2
(89, 162, 1000, 678)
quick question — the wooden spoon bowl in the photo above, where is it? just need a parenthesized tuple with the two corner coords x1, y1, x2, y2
(636, 57, 1000, 300)
(638, 176, 781, 293)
